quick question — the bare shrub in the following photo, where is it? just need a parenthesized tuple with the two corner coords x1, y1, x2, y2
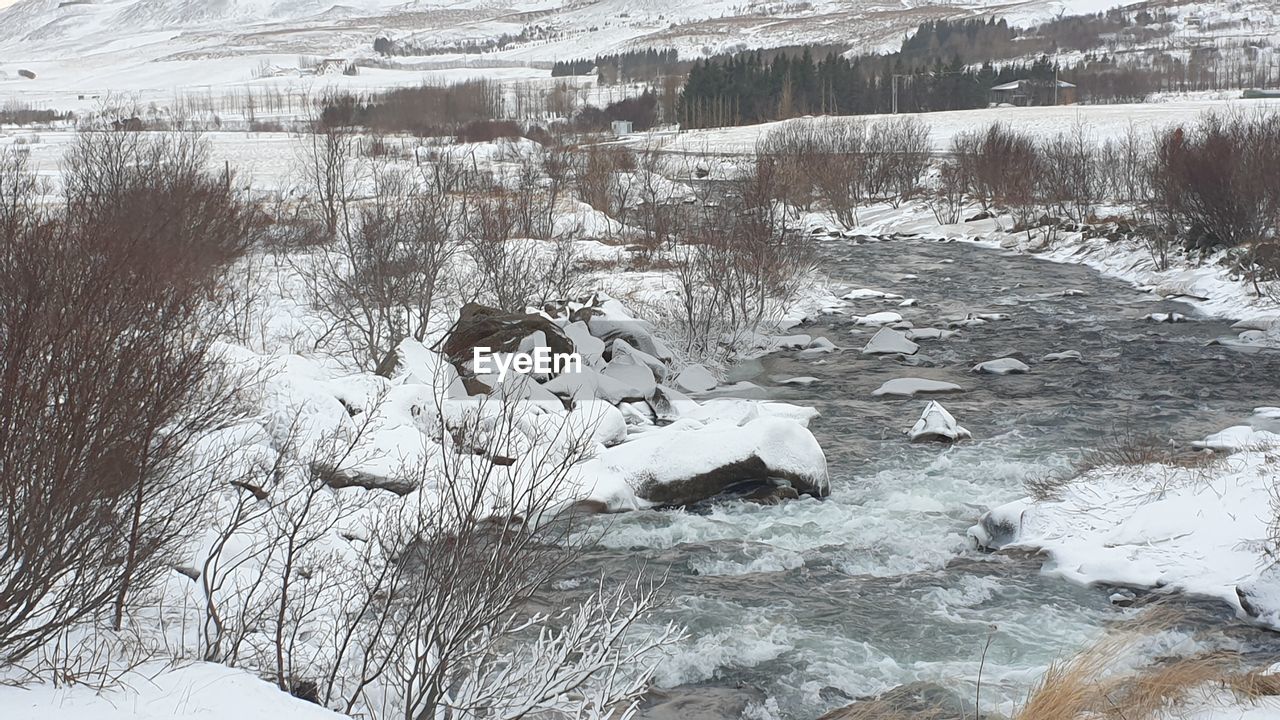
(924, 160, 969, 225)
(866, 117, 932, 206)
(294, 121, 364, 240)
(1039, 123, 1102, 223)
(952, 123, 1041, 220)
(1152, 111, 1280, 252)
(0, 132, 254, 664)
(302, 164, 462, 373)
(195, 396, 679, 719)
(663, 157, 815, 362)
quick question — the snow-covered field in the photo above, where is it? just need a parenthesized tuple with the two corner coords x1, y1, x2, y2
(642, 94, 1280, 155)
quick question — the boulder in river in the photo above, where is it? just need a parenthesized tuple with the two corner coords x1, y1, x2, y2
(873, 378, 964, 397)
(906, 327, 956, 341)
(842, 288, 902, 300)
(907, 401, 971, 443)
(1237, 565, 1280, 630)
(854, 311, 904, 326)
(972, 358, 1030, 375)
(577, 416, 829, 508)
(863, 327, 919, 356)
(1042, 350, 1082, 362)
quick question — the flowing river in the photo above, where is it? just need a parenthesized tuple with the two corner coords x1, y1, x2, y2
(566, 236, 1280, 719)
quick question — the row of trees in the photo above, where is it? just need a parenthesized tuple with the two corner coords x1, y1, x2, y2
(920, 113, 1280, 275)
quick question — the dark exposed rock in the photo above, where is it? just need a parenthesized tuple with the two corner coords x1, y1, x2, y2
(636, 684, 766, 720)
(818, 682, 971, 720)
(438, 302, 574, 368)
(313, 463, 416, 495)
(639, 455, 826, 508)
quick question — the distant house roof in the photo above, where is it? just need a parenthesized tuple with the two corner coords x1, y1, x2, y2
(991, 79, 1076, 91)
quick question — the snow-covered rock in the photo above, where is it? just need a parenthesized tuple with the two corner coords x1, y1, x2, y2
(601, 355, 658, 399)
(905, 327, 956, 341)
(854, 311, 903, 326)
(674, 363, 717, 393)
(542, 366, 645, 404)
(972, 358, 1030, 375)
(969, 423, 1280, 620)
(779, 376, 819, 386)
(906, 401, 971, 443)
(1042, 350, 1083, 362)
(872, 378, 965, 397)
(608, 337, 669, 382)
(575, 416, 829, 508)
(842, 288, 902, 300)
(1144, 312, 1187, 323)
(563, 320, 606, 367)
(862, 327, 919, 355)
(1192, 425, 1280, 451)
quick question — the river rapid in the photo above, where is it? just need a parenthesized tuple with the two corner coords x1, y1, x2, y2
(569, 237, 1280, 719)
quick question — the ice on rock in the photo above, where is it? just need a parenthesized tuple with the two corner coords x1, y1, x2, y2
(1232, 315, 1280, 331)
(1042, 350, 1083, 362)
(842, 288, 902, 300)
(872, 378, 965, 397)
(899, 298, 918, 307)
(1238, 565, 1280, 629)
(1145, 312, 1187, 323)
(574, 416, 829, 508)
(779, 376, 820, 386)
(648, 384, 699, 423)
(862, 327, 919, 355)
(972, 358, 1030, 375)
(906, 401, 971, 442)
(1192, 425, 1280, 451)
(854, 311, 904, 326)
(798, 336, 838, 358)
(905, 327, 956, 341)
(674, 363, 718, 393)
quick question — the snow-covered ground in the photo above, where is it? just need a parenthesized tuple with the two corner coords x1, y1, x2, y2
(642, 95, 1280, 156)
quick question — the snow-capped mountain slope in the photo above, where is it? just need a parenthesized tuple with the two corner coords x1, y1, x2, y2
(0, 0, 1146, 61)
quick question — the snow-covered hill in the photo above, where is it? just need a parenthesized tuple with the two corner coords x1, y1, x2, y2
(0, 0, 1150, 63)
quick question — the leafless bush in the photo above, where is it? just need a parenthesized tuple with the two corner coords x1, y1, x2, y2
(952, 123, 1041, 219)
(866, 117, 931, 207)
(1152, 111, 1280, 252)
(924, 160, 969, 225)
(0, 132, 254, 665)
(195, 395, 678, 719)
(294, 122, 364, 240)
(1039, 123, 1103, 223)
(663, 158, 815, 362)
(302, 164, 462, 373)
(1099, 125, 1155, 205)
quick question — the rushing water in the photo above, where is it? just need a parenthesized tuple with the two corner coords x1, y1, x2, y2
(570, 237, 1280, 719)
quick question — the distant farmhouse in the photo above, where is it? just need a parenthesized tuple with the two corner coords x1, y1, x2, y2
(990, 79, 1076, 107)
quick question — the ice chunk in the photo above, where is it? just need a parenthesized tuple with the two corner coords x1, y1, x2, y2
(973, 358, 1030, 375)
(873, 378, 964, 397)
(906, 401, 971, 442)
(862, 327, 919, 355)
